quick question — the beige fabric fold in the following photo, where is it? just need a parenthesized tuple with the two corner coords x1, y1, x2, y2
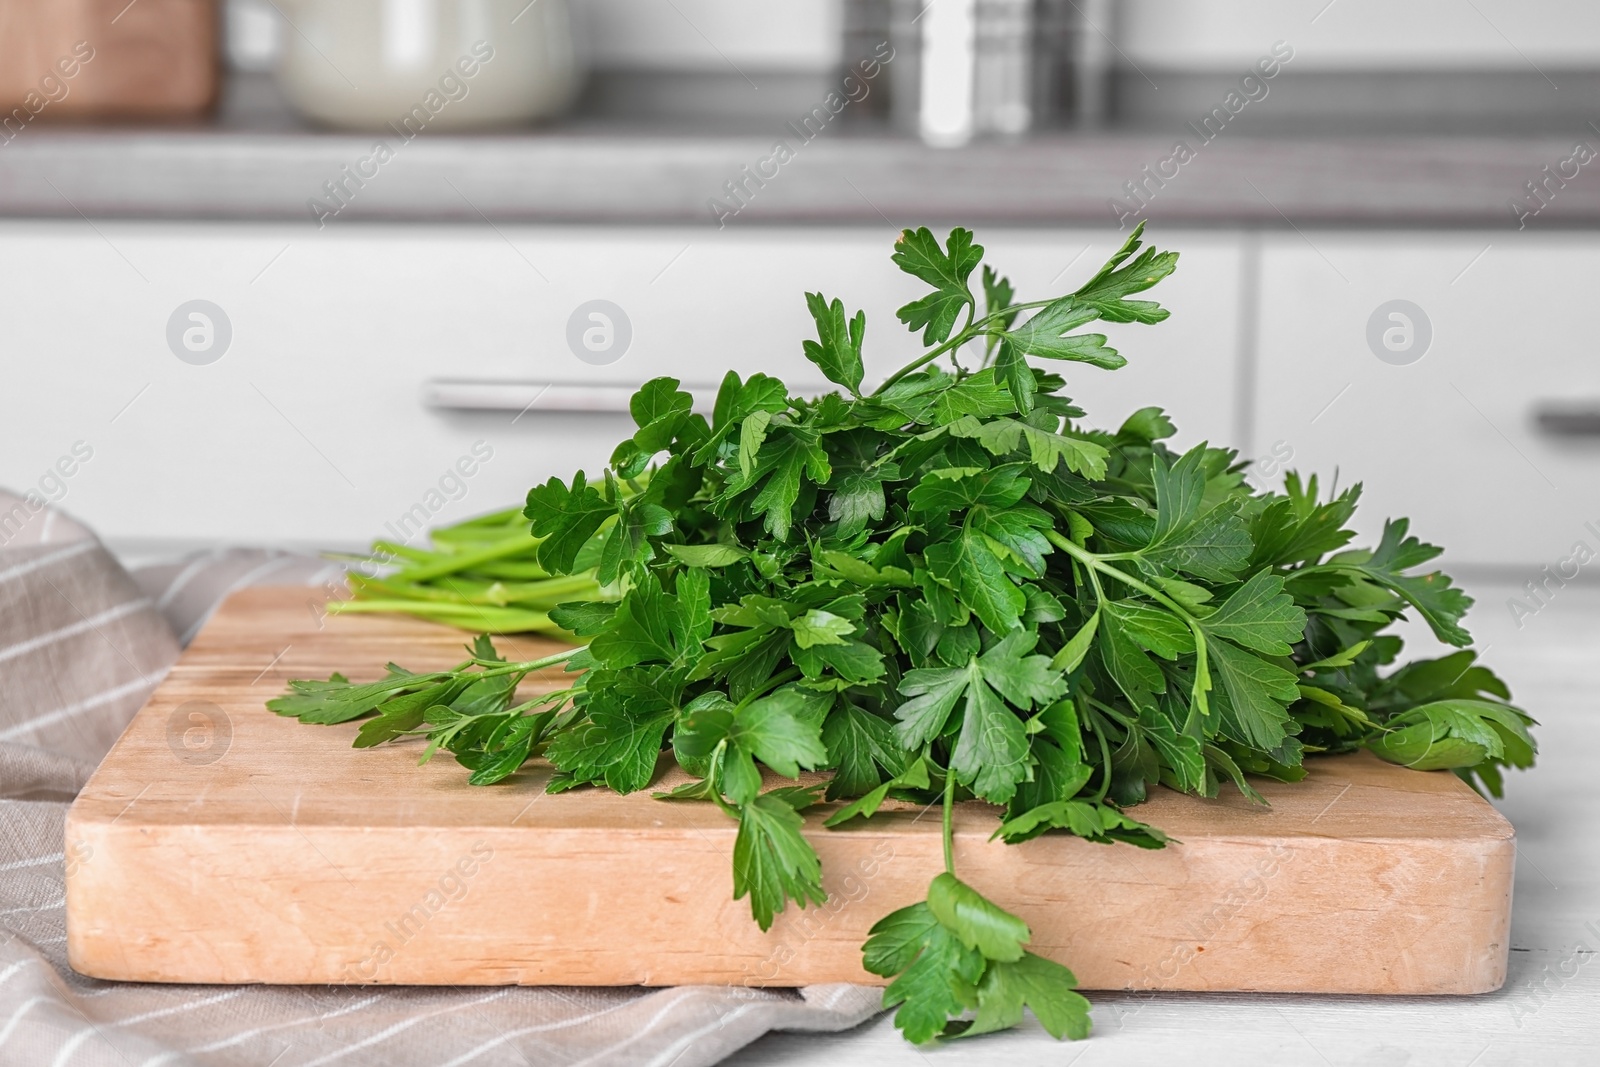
(0, 491, 881, 1066)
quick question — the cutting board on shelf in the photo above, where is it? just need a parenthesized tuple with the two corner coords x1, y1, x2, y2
(0, 0, 217, 120)
(65, 587, 1514, 993)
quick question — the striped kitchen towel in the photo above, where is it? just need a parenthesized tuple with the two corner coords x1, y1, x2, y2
(0, 491, 882, 1067)
(128, 546, 347, 647)
(0, 500, 178, 766)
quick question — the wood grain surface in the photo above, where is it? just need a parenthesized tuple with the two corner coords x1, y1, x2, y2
(65, 587, 1514, 992)
(0, 0, 217, 119)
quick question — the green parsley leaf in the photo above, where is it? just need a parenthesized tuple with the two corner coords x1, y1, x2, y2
(821, 700, 904, 798)
(992, 338, 1037, 414)
(892, 227, 984, 344)
(947, 415, 1110, 480)
(1367, 698, 1536, 772)
(595, 498, 673, 586)
(732, 687, 830, 778)
(790, 608, 855, 649)
(964, 952, 1092, 1040)
(1199, 570, 1307, 656)
(893, 632, 1066, 804)
(524, 472, 615, 575)
(926, 872, 1028, 961)
(823, 754, 931, 824)
(981, 264, 1018, 341)
(1208, 638, 1300, 752)
(1072, 220, 1180, 324)
(544, 668, 681, 792)
(1341, 519, 1475, 647)
(662, 542, 750, 567)
(866, 901, 984, 1044)
(803, 292, 867, 396)
(994, 798, 1169, 847)
(733, 788, 827, 930)
(1005, 300, 1123, 369)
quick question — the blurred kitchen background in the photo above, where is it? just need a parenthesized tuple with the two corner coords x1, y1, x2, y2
(4, 0, 1600, 591)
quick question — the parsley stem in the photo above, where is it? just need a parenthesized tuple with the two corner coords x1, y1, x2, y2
(1046, 530, 1199, 626)
(1047, 529, 1215, 737)
(941, 760, 956, 875)
(381, 534, 541, 583)
(1085, 704, 1115, 804)
(870, 300, 1056, 397)
(1047, 531, 1156, 605)
(1077, 552, 1107, 606)
(873, 325, 977, 397)
(1087, 696, 1135, 727)
(507, 689, 576, 716)
(706, 739, 742, 818)
(736, 667, 801, 711)
(467, 648, 586, 677)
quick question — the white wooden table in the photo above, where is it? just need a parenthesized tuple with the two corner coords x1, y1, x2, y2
(724, 579, 1600, 1067)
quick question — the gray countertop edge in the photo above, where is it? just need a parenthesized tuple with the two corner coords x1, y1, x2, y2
(0, 131, 1592, 228)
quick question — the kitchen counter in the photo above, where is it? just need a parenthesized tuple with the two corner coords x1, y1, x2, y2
(3, 73, 1599, 228)
(724, 579, 1600, 1066)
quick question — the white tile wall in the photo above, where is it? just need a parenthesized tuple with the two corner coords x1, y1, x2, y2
(226, 1, 1600, 76)
(579, 0, 843, 70)
(224, 0, 847, 73)
(1117, 0, 1600, 70)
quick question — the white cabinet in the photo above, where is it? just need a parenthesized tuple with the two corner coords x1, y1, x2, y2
(0, 222, 1242, 547)
(1252, 232, 1600, 567)
(8, 217, 1591, 572)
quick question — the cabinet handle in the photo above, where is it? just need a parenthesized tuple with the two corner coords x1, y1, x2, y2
(1533, 404, 1600, 438)
(422, 380, 686, 414)
(422, 379, 831, 416)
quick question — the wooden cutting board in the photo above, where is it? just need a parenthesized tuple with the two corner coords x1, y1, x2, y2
(65, 587, 1514, 993)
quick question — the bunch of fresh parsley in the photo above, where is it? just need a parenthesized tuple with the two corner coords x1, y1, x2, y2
(273, 224, 1535, 1044)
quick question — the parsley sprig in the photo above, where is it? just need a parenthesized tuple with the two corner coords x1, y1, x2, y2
(274, 224, 1535, 1044)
